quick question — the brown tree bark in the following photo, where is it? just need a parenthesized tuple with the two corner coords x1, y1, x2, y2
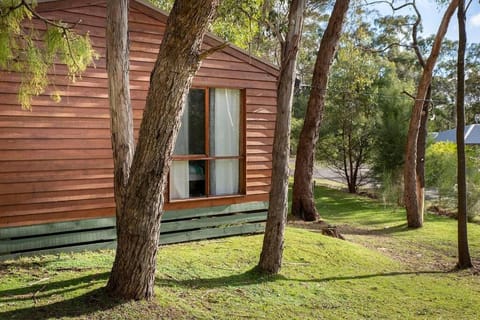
(291, 0, 350, 221)
(403, 0, 458, 228)
(456, 0, 473, 269)
(257, 0, 306, 275)
(106, 0, 219, 300)
(410, 4, 431, 222)
(106, 0, 135, 219)
(416, 86, 431, 217)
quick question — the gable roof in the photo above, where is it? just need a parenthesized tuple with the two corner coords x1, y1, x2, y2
(435, 124, 480, 145)
(37, 0, 279, 77)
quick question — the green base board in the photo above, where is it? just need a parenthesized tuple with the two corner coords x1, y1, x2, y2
(0, 202, 268, 260)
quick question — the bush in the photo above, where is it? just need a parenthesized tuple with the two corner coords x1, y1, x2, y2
(425, 142, 480, 221)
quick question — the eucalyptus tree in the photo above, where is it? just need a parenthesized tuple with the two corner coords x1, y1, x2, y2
(404, 0, 458, 228)
(455, 0, 472, 270)
(258, 0, 306, 274)
(316, 39, 381, 194)
(105, 0, 220, 300)
(149, 0, 279, 63)
(292, 0, 351, 221)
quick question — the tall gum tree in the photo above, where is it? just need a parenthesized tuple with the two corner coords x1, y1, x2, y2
(106, 0, 134, 224)
(257, 0, 306, 274)
(411, 2, 431, 220)
(291, 0, 350, 221)
(455, 0, 472, 269)
(403, 0, 458, 228)
(105, 0, 220, 300)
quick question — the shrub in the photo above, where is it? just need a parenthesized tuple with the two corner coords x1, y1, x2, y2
(425, 142, 480, 221)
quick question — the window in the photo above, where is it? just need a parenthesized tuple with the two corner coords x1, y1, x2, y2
(169, 88, 244, 200)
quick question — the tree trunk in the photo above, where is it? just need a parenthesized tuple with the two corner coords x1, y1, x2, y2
(292, 0, 350, 221)
(258, 0, 305, 275)
(106, 0, 135, 220)
(404, 0, 458, 228)
(416, 86, 431, 217)
(456, 0, 473, 269)
(106, 0, 219, 300)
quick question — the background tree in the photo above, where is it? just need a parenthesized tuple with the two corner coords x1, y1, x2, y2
(149, 0, 279, 63)
(292, 0, 350, 221)
(371, 66, 412, 205)
(429, 42, 480, 132)
(455, 0, 472, 269)
(258, 0, 306, 274)
(316, 38, 380, 194)
(0, 0, 97, 108)
(403, 0, 458, 228)
(106, 0, 220, 300)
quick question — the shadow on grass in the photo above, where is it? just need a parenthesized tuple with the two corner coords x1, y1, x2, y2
(339, 223, 412, 236)
(156, 267, 287, 289)
(0, 272, 127, 320)
(0, 272, 109, 299)
(293, 270, 449, 283)
(156, 268, 447, 290)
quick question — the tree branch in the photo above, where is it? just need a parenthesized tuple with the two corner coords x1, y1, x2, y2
(359, 42, 413, 53)
(17, 0, 84, 71)
(411, 0, 426, 68)
(21, 0, 80, 30)
(465, 0, 473, 13)
(199, 42, 229, 60)
(0, 1, 24, 18)
(402, 90, 416, 100)
(363, 0, 414, 12)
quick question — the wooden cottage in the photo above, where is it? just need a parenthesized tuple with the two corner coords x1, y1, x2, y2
(0, 0, 278, 259)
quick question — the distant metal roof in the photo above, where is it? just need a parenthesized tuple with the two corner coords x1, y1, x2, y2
(435, 124, 480, 145)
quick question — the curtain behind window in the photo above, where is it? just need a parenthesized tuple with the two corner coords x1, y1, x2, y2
(170, 160, 189, 199)
(210, 88, 240, 195)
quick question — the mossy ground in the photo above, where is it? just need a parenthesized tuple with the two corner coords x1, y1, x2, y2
(1, 185, 479, 319)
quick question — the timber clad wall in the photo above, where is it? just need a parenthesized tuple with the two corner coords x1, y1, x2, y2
(0, 0, 277, 228)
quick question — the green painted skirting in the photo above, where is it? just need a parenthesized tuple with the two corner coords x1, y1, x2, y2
(0, 201, 268, 260)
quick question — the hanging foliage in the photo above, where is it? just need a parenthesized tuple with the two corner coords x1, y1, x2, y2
(0, 0, 98, 109)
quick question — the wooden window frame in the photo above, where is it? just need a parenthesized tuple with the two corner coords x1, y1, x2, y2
(168, 87, 246, 203)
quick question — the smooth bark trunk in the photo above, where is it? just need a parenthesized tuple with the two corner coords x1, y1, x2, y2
(106, 0, 135, 216)
(258, 0, 305, 274)
(404, 0, 458, 228)
(456, 0, 472, 269)
(106, 0, 219, 300)
(292, 0, 350, 221)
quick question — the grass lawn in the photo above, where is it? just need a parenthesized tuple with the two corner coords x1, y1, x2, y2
(1, 186, 479, 319)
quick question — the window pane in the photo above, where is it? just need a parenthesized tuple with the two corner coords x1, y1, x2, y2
(170, 160, 206, 199)
(209, 88, 240, 156)
(188, 160, 206, 197)
(210, 159, 239, 195)
(174, 89, 205, 155)
(170, 161, 189, 199)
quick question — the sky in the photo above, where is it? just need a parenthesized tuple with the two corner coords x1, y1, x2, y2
(372, 0, 480, 44)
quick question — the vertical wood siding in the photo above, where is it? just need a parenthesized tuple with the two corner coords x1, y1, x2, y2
(0, 0, 277, 227)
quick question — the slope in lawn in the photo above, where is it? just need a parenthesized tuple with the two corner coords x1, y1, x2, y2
(0, 228, 478, 319)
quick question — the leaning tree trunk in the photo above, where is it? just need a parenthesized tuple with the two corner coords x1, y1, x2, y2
(106, 0, 219, 300)
(456, 0, 473, 269)
(404, 0, 458, 228)
(257, 0, 306, 275)
(292, 0, 350, 221)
